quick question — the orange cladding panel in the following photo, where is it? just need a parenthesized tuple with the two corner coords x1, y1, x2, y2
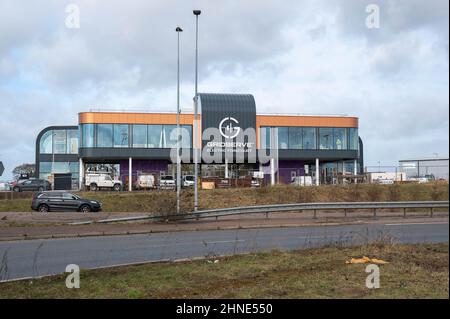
(78, 112, 196, 125)
(256, 115, 358, 128)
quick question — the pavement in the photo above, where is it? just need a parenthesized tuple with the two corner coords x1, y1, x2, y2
(0, 221, 448, 282)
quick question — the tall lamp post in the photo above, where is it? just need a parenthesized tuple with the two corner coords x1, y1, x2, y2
(52, 132, 57, 190)
(193, 9, 201, 212)
(176, 26, 183, 214)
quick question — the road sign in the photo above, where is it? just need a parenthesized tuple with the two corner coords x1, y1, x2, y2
(0, 161, 4, 177)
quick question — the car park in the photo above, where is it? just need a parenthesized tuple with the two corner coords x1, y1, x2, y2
(31, 191, 102, 213)
(13, 179, 51, 192)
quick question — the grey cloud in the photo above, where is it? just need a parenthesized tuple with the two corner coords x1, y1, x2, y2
(333, 0, 449, 44)
(10, 0, 302, 92)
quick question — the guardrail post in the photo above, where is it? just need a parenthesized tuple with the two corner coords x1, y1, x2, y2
(403, 207, 406, 218)
(265, 212, 269, 219)
(430, 207, 434, 218)
(344, 209, 347, 218)
(373, 208, 377, 219)
(313, 209, 317, 219)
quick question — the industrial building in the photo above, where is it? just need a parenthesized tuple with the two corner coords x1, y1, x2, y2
(399, 157, 449, 181)
(35, 93, 363, 190)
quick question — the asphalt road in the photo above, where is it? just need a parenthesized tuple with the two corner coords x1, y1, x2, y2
(0, 221, 448, 282)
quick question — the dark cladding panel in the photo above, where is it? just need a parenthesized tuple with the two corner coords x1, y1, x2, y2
(199, 93, 257, 141)
(199, 93, 257, 163)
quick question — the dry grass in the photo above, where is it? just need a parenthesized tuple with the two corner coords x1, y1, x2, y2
(0, 243, 447, 299)
(0, 182, 448, 213)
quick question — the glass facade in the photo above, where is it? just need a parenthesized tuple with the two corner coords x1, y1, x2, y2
(319, 128, 333, 150)
(302, 127, 316, 149)
(148, 124, 163, 147)
(333, 128, 347, 150)
(278, 127, 289, 149)
(97, 124, 113, 147)
(67, 130, 79, 154)
(181, 125, 192, 148)
(260, 126, 270, 149)
(79, 124, 192, 148)
(39, 161, 79, 190)
(39, 130, 53, 154)
(113, 124, 129, 148)
(53, 130, 66, 154)
(82, 124, 94, 148)
(349, 128, 358, 150)
(39, 129, 79, 154)
(163, 125, 177, 148)
(132, 125, 147, 148)
(288, 127, 302, 149)
(260, 126, 357, 150)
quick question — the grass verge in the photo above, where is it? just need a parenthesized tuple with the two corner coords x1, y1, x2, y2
(0, 243, 448, 298)
(0, 182, 448, 213)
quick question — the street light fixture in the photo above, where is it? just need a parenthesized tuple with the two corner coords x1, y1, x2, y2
(176, 26, 183, 214)
(193, 9, 201, 212)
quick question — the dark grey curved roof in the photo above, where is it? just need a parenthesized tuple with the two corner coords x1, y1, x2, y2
(198, 93, 256, 113)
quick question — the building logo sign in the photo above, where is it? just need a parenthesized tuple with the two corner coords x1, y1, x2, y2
(219, 117, 241, 139)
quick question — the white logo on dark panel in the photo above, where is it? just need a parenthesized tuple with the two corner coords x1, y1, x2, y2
(219, 117, 241, 139)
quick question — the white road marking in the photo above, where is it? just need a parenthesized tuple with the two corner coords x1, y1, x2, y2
(385, 222, 449, 226)
(205, 240, 246, 244)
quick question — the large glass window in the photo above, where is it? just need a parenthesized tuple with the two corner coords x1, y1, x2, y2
(260, 127, 270, 149)
(319, 128, 334, 150)
(163, 125, 177, 148)
(277, 127, 289, 149)
(39, 161, 79, 173)
(333, 128, 347, 150)
(349, 128, 358, 150)
(53, 130, 66, 154)
(97, 124, 113, 147)
(39, 130, 53, 154)
(67, 130, 78, 154)
(39, 162, 52, 173)
(82, 124, 94, 148)
(148, 125, 163, 148)
(132, 125, 147, 148)
(288, 127, 302, 149)
(113, 124, 129, 148)
(181, 125, 192, 148)
(302, 127, 316, 149)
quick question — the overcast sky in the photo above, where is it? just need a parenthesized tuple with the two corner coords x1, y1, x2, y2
(0, 0, 448, 180)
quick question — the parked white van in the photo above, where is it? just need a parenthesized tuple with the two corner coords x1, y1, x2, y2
(135, 173, 157, 190)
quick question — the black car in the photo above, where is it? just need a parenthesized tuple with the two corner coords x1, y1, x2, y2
(13, 179, 51, 192)
(31, 191, 102, 213)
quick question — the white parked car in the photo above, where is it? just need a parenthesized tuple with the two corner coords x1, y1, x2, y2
(159, 175, 176, 190)
(85, 173, 122, 191)
(291, 176, 313, 186)
(376, 178, 394, 185)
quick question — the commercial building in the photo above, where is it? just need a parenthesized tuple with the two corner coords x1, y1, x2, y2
(399, 157, 449, 181)
(35, 93, 363, 190)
